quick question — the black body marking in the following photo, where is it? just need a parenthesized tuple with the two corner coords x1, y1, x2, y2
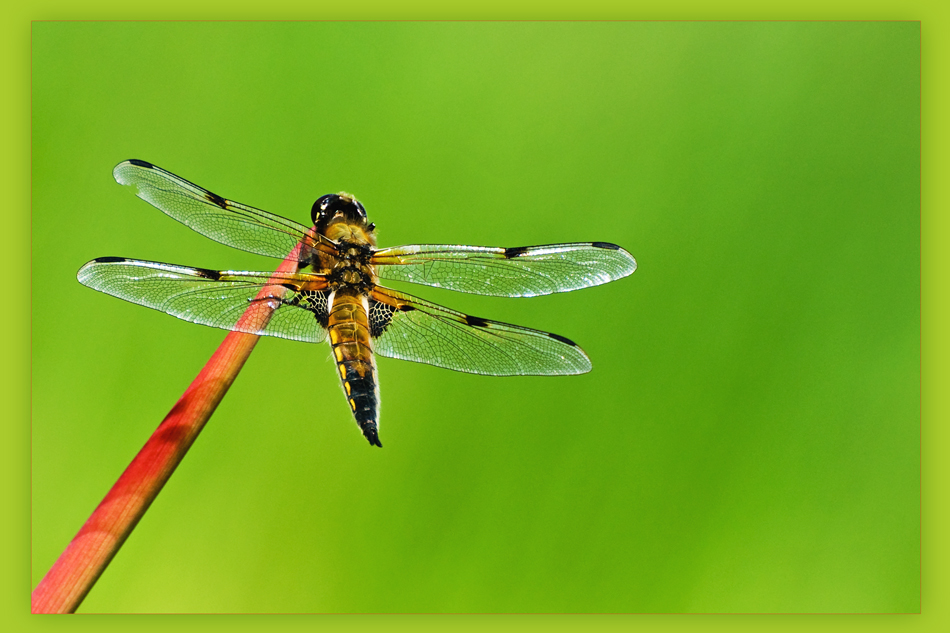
(361, 422, 382, 447)
(591, 242, 621, 250)
(342, 364, 382, 448)
(344, 369, 375, 411)
(548, 332, 577, 346)
(465, 315, 490, 328)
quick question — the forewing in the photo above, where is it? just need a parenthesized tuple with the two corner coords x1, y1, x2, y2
(372, 242, 637, 297)
(113, 159, 317, 259)
(77, 258, 329, 343)
(369, 286, 591, 375)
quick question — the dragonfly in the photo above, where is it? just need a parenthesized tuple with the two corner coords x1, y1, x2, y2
(78, 160, 637, 447)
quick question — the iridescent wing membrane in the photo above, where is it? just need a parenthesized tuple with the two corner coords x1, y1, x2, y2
(79, 160, 637, 376)
(373, 242, 636, 297)
(112, 159, 311, 258)
(368, 286, 592, 375)
(77, 258, 331, 343)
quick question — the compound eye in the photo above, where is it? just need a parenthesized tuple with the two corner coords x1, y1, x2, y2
(311, 194, 336, 225)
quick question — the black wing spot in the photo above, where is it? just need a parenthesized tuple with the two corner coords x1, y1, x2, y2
(591, 242, 621, 250)
(127, 159, 154, 168)
(504, 246, 530, 258)
(93, 256, 128, 263)
(548, 332, 578, 346)
(398, 304, 415, 312)
(194, 268, 221, 280)
(465, 314, 490, 328)
(205, 191, 228, 209)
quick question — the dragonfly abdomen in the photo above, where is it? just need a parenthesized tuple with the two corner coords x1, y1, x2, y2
(327, 289, 382, 447)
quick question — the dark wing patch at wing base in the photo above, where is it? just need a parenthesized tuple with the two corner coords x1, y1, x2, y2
(368, 299, 397, 338)
(77, 258, 330, 343)
(285, 289, 331, 329)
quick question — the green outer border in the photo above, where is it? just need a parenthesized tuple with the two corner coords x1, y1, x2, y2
(8, 1, 944, 631)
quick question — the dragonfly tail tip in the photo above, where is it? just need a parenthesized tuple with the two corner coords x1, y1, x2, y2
(361, 423, 383, 448)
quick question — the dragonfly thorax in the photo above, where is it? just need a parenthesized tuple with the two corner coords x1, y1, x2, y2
(325, 239, 377, 293)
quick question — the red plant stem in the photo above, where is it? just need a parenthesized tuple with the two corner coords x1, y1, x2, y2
(32, 249, 302, 614)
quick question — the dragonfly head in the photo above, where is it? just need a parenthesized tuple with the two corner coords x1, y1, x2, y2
(311, 192, 373, 232)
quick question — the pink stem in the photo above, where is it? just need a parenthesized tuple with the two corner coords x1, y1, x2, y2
(32, 249, 301, 614)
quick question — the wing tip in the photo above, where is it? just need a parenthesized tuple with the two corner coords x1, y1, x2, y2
(572, 352, 593, 376)
(113, 159, 155, 185)
(77, 257, 126, 284)
(545, 332, 593, 375)
(590, 242, 637, 275)
(627, 255, 638, 275)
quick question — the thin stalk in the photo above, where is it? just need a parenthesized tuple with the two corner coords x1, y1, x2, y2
(32, 249, 301, 614)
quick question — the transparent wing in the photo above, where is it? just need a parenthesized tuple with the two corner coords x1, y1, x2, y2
(77, 257, 329, 343)
(371, 242, 637, 297)
(113, 159, 318, 259)
(369, 286, 591, 375)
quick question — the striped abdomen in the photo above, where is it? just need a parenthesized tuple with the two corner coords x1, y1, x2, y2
(327, 288, 382, 447)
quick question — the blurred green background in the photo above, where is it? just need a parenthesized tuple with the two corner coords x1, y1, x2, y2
(31, 22, 919, 613)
